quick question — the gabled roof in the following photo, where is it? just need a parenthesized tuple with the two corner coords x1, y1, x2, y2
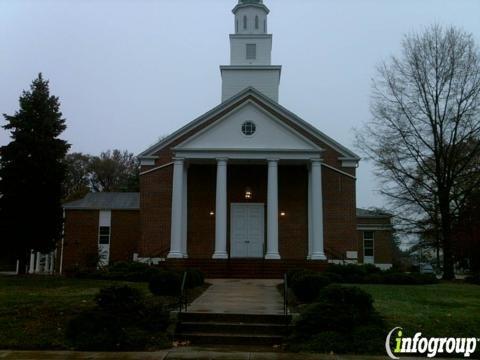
(356, 208, 392, 218)
(139, 87, 360, 161)
(63, 193, 140, 210)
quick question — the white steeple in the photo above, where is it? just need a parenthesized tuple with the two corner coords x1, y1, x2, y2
(221, 0, 282, 102)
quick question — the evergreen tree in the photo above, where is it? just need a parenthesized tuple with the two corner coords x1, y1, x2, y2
(0, 74, 70, 272)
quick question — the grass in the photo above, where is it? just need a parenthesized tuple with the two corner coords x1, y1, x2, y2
(355, 282, 480, 338)
(285, 281, 480, 337)
(0, 275, 208, 350)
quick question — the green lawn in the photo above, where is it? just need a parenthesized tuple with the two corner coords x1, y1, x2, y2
(0, 276, 155, 350)
(0, 276, 478, 350)
(355, 283, 480, 338)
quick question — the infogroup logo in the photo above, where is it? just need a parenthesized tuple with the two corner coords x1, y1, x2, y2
(385, 327, 479, 359)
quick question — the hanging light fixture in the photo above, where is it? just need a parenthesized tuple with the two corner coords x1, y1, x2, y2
(245, 187, 253, 200)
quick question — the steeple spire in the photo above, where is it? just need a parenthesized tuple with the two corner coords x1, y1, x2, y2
(220, 0, 281, 102)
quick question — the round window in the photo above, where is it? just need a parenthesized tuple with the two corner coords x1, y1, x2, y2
(241, 121, 256, 136)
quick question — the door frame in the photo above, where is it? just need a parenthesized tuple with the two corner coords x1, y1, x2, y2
(230, 203, 265, 258)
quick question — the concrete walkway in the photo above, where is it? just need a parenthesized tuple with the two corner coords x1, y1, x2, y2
(188, 279, 284, 315)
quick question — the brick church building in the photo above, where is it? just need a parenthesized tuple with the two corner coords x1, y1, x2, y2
(60, 0, 394, 277)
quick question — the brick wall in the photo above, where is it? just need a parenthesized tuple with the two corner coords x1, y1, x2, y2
(110, 210, 140, 263)
(139, 165, 173, 257)
(62, 209, 140, 271)
(139, 93, 360, 260)
(356, 216, 393, 264)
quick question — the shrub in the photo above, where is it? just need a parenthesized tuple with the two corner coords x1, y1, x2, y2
(466, 274, 480, 285)
(94, 285, 144, 314)
(183, 268, 205, 289)
(286, 268, 307, 284)
(325, 263, 368, 283)
(66, 310, 124, 351)
(67, 285, 170, 351)
(318, 284, 375, 318)
(106, 261, 162, 282)
(290, 272, 331, 303)
(149, 270, 181, 296)
(290, 285, 386, 354)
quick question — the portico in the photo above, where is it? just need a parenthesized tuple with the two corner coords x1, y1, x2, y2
(167, 154, 327, 261)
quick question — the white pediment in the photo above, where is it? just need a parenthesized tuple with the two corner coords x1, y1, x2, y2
(175, 101, 321, 152)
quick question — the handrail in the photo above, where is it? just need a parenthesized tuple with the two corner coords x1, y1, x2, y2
(283, 273, 288, 323)
(179, 271, 187, 313)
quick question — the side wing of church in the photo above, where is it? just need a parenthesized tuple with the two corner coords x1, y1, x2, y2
(59, 0, 394, 277)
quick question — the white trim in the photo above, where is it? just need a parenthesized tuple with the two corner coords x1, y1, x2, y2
(173, 99, 324, 153)
(139, 162, 173, 176)
(138, 88, 359, 161)
(357, 225, 392, 231)
(363, 230, 374, 264)
(140, 158, 156, 166)
(374, 263, 393, 270)
(322, 163, 356, 180)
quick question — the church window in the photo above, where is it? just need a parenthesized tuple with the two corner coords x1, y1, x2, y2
(99, 226, 111, 245)
(264, 19, 267, 32)
(243, 15, 247, 29)
(236, 20, 239, 33)
(363, 231, 374, 257)
(246, 44, 256, 60)
(255, 16, 259, 29)
(241, 121, 256, 136)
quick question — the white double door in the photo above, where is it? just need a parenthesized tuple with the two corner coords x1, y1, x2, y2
(230, 203, 265, 258)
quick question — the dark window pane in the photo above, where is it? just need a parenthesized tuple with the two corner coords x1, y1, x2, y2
(365, 249, 374, 257)
(100, 226, 110, 235)
(364, 240, 374, 248)
(99, 235, 110, 245)
(363, 231, 374, 240)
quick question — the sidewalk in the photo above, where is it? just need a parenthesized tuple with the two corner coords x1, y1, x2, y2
(0, 348, 463, 360)
(188, 279, 284, 314)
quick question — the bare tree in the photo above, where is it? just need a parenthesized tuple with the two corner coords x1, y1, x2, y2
(356, 25, 480, 279)
(89, 149, 140, 192)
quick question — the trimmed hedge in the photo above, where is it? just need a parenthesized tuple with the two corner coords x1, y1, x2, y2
(66, 285, 170, 351)
(465, 274, 480, 285)
(149, 270, 182, 296)
(183, 268, 205, 289)
(289, 284, 386, 354)
(290, 271, 332, 302)
(324, 264, 438, 285)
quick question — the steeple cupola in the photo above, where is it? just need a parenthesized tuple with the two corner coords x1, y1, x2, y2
(220, 0, 281, 102)
(233, 0, 269, 35)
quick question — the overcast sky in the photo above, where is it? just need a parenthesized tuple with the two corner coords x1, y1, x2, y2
(1, 0, 479, 209)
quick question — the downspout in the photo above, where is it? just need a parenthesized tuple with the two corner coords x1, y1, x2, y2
(59, 209, 65, 275)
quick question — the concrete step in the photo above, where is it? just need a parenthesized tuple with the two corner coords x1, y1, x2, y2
(175, 332, 285, 346)
(178, 321, 290, 335)
(178, 312, 291, 325)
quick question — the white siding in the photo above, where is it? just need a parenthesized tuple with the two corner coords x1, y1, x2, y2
(221, 67, 281, 102)
(177, 102, 317, 151)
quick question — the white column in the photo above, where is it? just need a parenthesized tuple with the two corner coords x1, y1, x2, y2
(45, 253, 50, 274)
(49, 252, 55, 273)
(307, 165, 312, 259)
(310, 159, 327, 260)
(265, 159, 281, 259)
(168, 158, 184, 259)
(181, 164, 188, 258)
(213, 158, 228, 259)
(35, 251, 41, 273)
(29, 250, 35, 274)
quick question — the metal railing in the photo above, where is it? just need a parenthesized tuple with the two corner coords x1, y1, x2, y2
(283, 273, 289, 324)
(178, 271, 188, 313)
